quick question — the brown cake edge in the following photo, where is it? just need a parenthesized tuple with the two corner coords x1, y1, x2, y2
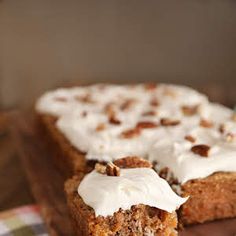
(35, 113, 91, 177)
(180, 171, 236, 225)
(64, 175, 178, 236)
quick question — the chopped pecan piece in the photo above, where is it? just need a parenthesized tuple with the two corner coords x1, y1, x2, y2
(109, 115, 121, 125)
(191, 144, 210, 157)
(181, 105, 199, 116)
(95, 163, 106, 174)
(142, 110, 156, 116)
(159, 167, 169, 179)
(160, 118, 180, 126)
(150, 97, 159, 107)
(106, 162, 120, 176)
(114, 156, 152, 169)
(104, 103, 115, 116)
(104, 103, 121, 125)
(184, 135, 196, 143)
(96, 123, 106, 131)
(120, 99, 136, 111)
(218, 124, 225, 134)
(74, 94, 94, 103)
(144, 83, 157, 90)
(54, 96, 67, 102)
(199, 119, 213, 128)
(120, 127, 141, 138)
(136, 121, 158, 129)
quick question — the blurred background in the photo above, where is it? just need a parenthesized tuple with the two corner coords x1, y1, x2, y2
(0, 0, 236, 109)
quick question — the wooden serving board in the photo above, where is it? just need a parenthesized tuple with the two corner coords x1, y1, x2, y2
(12, 112, 236, 236)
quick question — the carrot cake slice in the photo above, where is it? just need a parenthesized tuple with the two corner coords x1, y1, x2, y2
(149, 103, 236, 224)
(65, 157, 187, 236)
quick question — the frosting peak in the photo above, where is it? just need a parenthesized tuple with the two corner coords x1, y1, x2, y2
(78, 168, 188, 217)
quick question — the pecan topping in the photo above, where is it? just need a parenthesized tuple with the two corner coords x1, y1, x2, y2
(109, 115, 121, 125)
(74, 94, 94, 103)
(150, 97, 159, 107)
(159, 167, 169, 179)
(185, 135, 196, 143)
(95, 163, 106, 174)
(160, 118, 180, 126)
(120, 99, 136, 111)
(120, 128, 141, 139)
(191, 144, 210, 157)
(181, 105, 199, 116)
(136, 121, 158, 129)
(104, 103, 121, 125)
(142, 110, 156, 116)
(114, 156, 152, 169)
(104, 103, 115, 116)
(144, 83, 157, 91)
(106, 162, 120, 176)
(199, 119, 213, 128)
(120, 121, 158, 138)
(54, 96, 67, 102)
(96, 123, 106, 131)
(218, 124, 225, 134)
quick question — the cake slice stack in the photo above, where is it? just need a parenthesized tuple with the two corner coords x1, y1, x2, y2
(65, 157, 187, 236)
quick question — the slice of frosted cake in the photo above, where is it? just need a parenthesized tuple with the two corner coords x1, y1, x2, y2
(65, 157, 187, 235)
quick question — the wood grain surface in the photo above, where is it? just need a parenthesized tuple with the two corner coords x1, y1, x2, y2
(0, 111, 34, 211)
(12, 112, 236, 236)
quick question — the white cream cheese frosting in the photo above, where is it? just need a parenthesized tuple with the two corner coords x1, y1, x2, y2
(149, 125, 236, 184)
(36, 84, 208, 117)
(36, 84, 209, 161)
(149, 104, 236, 184)
(78, 168, 188, 217)
(36, 83, 236, 183)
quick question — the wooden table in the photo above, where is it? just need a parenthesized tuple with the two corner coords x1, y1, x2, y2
(0, 112, 34, 211)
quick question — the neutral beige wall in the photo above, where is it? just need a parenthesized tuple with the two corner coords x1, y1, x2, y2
(0, 0, 236, 108)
